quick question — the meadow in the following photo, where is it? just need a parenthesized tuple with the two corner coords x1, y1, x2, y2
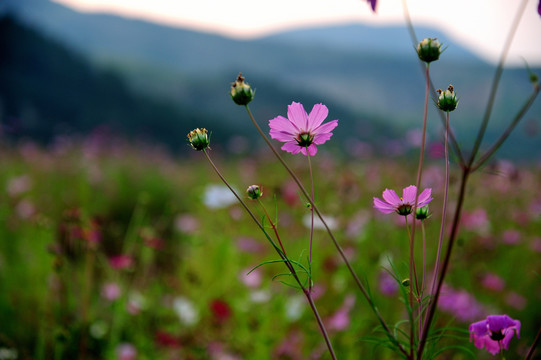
(0, 130, 540, 359)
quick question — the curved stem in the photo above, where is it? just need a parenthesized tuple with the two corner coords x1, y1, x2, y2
(468, 0, 528, 167)
(243, 105, 409, 358)
(471, 85, 540, 172)
(257, 199, 287, 257)
(525, 326, 541, 360)
(203, 149, 336, 358)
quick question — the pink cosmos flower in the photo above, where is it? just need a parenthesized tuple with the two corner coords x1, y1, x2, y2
(373, 185, 433, 216)
(269, 102, 338, 156)
(469, 315, 520, 355)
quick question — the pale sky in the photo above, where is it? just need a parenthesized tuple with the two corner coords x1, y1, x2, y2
(52, 0, 541, 66)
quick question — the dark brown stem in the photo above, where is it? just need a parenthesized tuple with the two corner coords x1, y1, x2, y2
(525, 326, 541, 360)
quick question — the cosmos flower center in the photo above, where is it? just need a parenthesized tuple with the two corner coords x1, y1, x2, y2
(489, 330, 505, 341)
(296, 132, 314, 147)
(396, 204, 413, 216)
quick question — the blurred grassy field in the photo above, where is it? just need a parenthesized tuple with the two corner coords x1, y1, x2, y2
(0, 138, 540, 359)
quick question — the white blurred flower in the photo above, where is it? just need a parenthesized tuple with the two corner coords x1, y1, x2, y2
(249, 290, 271, 304)
(173, 296, 199, 326)
(203, 184, 238, 209)
(7, 175, 32, 197)
(285, 295, 304, 321)
(302, 214, 337, 230)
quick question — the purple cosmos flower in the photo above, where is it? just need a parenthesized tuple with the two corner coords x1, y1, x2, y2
(469, 315, 521, 355)
(269, 102, 338, 156)
(373, 185, 433, 216)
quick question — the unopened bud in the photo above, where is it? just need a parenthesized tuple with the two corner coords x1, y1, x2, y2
(436, 85, 458, 112)
(402, 278, 410, 287)
(415, 206, 430, 221)
(231, 73, 255, 106)
(246, 185, 262, 200)
(187, 128, 210, 151)
(417, 38, 442, 63)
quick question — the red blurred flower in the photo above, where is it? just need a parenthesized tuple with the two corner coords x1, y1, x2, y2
(210, 299, 232, 323)
(154, 330, 181, 348)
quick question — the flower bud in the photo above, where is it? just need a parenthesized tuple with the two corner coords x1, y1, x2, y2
(187, 128, 210, 151)
(416, 38, 442, 63)
(402, 278, 410, 287)
(436, 85, 458, 112)
(415, 206, 430, 221)
(246, 185, 262, 200)
(230, 73, 255, 106)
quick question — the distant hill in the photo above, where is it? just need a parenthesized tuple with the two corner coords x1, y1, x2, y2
(1, 0, 540, 159)
(0, 16, 234, 150)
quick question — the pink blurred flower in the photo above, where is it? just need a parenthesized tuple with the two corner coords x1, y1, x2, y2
(116, 343, 137, 360)
(530, 237, 541, 253)
(175, 213, 199, 234)
(239, 267, 262, 288)
(469, 315, 520, 355)
(269, 102, 338, 156)
(439, 285, 486, 322)
(461, 208, 490, 235)
(373, 185, 432, 216)
(327, 295, 355, 331)
(109, 254, 134, 270)
(505, 292, 527, 310)
(101, 282, 122, 301)
(481, 273, 505, 292)
(502, 230, 521, 245)
(378, 271, 399, 296)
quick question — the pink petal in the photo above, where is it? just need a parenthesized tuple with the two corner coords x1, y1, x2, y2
(300, 144, 318, 156)
(373, 198, 396, 213)
(402, 185, 417, 204)
(382, 189, 401, 206)
(287, 102, 309, 130)
(281, 141, 302, 154)
(307, 104, 329, 129)
(417, 188, 433, 207)
(269, 115, 299, 134)
(313, 119, 338, 136)
(313, 132, 333, 145)
(270, 129, 296, 142)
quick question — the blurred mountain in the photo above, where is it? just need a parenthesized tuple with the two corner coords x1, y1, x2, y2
(1, 0, 539, 159)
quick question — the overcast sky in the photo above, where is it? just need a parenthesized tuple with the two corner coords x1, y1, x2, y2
(52, 0, 541, 66)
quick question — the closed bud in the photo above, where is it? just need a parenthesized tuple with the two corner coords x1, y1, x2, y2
(230, 73, 255, 106)
(415, 206, 430, 221)
(417, 38, 442, 63)
(436, 85, 458, 112)
(246, 185, 262, 200)
(187, 128, 210, 151)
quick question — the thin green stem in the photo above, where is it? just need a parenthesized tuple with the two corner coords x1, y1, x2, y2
(429, 111, 450, 302)
(257, 198, 288, 257)
(306, 147, 315, 291)
(202, 149, 336, 359)
(468, 0, 528, 167)
(243, 105, 409, 358)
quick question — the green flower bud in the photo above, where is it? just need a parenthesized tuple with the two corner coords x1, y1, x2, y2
(415, 206, 430, 221)
(416, 38, 442, 63)
(187, 128, 210, 151)
(246, 185, 262, 200)
(402, 278, 410, 287)
(230, 73, 255, 106)
(436, 85, 458, 112)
